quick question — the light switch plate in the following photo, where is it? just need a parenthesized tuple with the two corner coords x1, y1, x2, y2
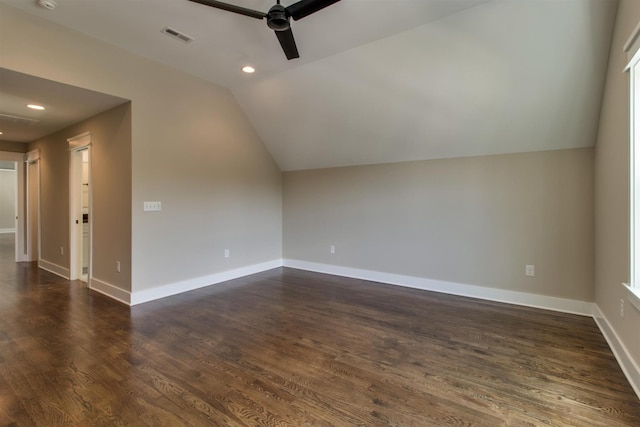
(144, 201, 161, 211)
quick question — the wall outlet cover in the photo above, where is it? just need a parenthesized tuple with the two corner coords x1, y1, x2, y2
(525, 265, 535, 277)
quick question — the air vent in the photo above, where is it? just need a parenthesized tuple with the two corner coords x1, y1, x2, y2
(0, 113, 40, 127)
(161, 27, 194, 43)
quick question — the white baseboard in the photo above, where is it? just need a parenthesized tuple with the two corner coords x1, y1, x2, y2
(130, 259, 283, 306)
(283, 260, 640, 399)
(593, 305, 640, 399)
(90, 277, 131, 306)
(0, 228, 15, 234)
(32, 255, 638, 399)
(38, 259, 70, 280)
(283, 259, 594, 316)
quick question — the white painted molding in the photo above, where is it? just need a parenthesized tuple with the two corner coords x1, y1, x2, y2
(38, 259, 70, 280)
(283, 259, 595, 316)
(26, 149, 40, 162)
(31, 255, 639, 399)
(0, 228, 15, 234)
(90, 277, 131, 305)
(593, 305, 640, 399)
(282, 260, 640, 398)
(130, 259, 283, 305)
(67, 131, 92, 150)
(624, 20, 640, 53)
(623, 283, 640, 313)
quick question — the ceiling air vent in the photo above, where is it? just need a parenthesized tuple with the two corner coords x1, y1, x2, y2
(161, 27, 194, 43)
(0, 113, 40, 127)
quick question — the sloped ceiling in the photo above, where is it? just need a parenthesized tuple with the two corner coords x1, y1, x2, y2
(0, 0, 618, 170)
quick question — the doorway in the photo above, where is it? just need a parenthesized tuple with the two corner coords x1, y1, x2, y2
(69, 133, 92, 282)
(0, 151, 28, 262)
(26, 154, 40, 263)
(0, 161, 17, 263)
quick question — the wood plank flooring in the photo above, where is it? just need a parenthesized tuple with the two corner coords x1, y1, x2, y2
(1, 234, 639, 425)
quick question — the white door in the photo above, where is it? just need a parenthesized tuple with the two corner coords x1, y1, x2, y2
(68, 133, 92, 282)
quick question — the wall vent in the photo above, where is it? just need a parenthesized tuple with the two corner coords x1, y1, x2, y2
(0, 113, 40, 127)
(161, 27, 194, 43)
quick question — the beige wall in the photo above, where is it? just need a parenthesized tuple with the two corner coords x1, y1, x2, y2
(28, 103, 132, 291)
(594, 0, 640, 368)
(0, 141, 28, 153)
(284, 148, 594, 301)
(28, 130, 69, 268)
(1, 4, 282, 293)
(0, 169, 16, 230)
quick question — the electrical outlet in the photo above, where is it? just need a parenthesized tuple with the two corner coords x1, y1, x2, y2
(60, 246, 64, 255)
(116, 261, 121, 273)
(224, 249, 230, 258)
(620, 298, 625, 318)
(525, 265, 535, 277)
(330, 245, 336, 254)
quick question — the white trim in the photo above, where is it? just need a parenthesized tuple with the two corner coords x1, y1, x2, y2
(130, 259, 283, 306)
(629, 41, 640, 294)
(15, 158, 26, 262)
(67, 131, 92, 150)
(624, 20, 640, 53)
(90, 277, 131, 305)
(282, 261, 640, 397)
(283, 259, 594, 316)
(69, 143, 92, 281)
(0, 152, 29, 262)
(73, 259, 640, 398)
(26, 149, 40, 162)
(623, 283, 640, 312)
(0, 228, 15, 234)
(593, 305, 640, 399)
(25, 158, 41, 263)
(623, 48, 640, 72)
(38, 259, 70, 280)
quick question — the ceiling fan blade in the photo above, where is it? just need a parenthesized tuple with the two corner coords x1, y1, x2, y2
(286, 0, 341, 21)
(275, 28, 300, 60)
(187, 0, 266, 20)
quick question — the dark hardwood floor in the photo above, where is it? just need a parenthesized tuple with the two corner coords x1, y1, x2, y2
(1, 234, 639, 426)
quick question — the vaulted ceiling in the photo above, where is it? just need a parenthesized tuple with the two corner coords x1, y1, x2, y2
(0, 0, 618, 170)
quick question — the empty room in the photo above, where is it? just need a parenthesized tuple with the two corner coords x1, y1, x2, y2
(1, 0, 640, 425)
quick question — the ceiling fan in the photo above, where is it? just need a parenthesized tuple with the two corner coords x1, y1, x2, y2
(187, 0, 341, 60)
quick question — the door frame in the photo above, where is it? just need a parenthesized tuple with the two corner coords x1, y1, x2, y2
(25, 149, 40, 263)
(0, 151, 26, 262)
(68, 132, 92, 282)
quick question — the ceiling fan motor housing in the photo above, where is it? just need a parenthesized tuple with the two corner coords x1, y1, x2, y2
(267, 4, 290, 31)
(187, 0, 342, 60)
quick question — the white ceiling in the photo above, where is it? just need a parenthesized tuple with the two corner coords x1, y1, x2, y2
(0, 0, 618, 170)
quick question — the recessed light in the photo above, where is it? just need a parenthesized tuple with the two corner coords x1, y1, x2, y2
(0, 131, 3, 135)
(242, 66, 256, 74)
(27, 104, 45, 110)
